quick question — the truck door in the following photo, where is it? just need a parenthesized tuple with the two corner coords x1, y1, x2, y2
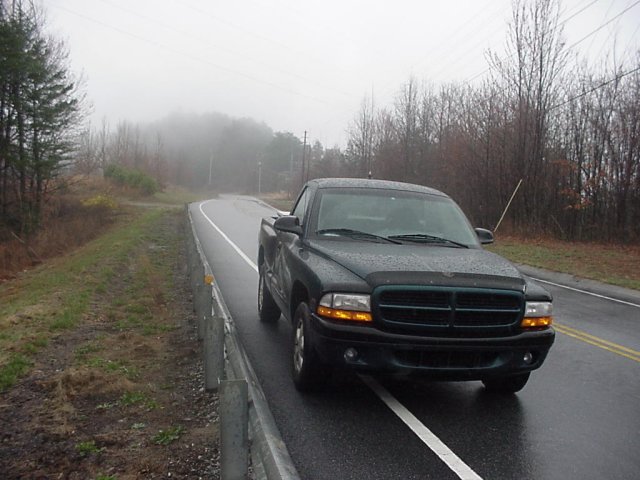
(274, 187, 311, 301)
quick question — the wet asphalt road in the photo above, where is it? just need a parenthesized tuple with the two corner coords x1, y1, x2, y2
(190, 195, 640, 480)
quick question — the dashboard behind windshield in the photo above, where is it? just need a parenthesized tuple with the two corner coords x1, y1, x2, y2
(311, 188, 479, 246)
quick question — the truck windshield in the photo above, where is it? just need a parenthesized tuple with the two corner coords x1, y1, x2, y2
(313, 188, 479, 246)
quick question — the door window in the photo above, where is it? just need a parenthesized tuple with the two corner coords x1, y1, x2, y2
(291, 188, 311, 224)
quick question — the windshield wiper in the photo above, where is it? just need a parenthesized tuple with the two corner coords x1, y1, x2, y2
(317, 228, 401, 244)
(388, 233, 469, 248)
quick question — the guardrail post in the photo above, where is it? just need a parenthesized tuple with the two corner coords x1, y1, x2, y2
(204, 314, 224, 392)
(189, 253, 199, 314)
(220, 379, 248, 480)
(196, 266, 206, 340)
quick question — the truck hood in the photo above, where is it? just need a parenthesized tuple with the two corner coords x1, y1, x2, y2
(308, 240, 525, 291)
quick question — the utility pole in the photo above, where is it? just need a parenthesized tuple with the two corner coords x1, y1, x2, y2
(257, 156, 262, 196)
(300, 130, 307, 188)
(369, 85, 374, 179)
(289, 151, 294, 199)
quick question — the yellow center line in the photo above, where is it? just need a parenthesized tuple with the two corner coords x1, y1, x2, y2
(554, 323, 640, 363)
(555, 323, 640, 355)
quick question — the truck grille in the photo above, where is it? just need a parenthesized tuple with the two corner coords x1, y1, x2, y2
(374, 286, 523, 336)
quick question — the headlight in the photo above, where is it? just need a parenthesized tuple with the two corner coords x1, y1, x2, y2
(318, 293, 372, 322)
(521, 301, 553, 329)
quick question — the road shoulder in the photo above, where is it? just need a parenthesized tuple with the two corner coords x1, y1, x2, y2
(517, 264, 640, 305)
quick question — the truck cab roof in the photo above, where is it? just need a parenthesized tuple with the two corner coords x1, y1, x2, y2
(307, 178, 448, 198)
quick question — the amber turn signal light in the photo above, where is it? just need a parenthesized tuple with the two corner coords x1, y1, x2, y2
(521, 316, 553, 328)
(317, 306, 372, 322)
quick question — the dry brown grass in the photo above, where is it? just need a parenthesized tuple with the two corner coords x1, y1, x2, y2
(259, 191, 294, 212)
(0, 176, 120, 280)
(488, 234, 640, 290)
(0, 209, 220, 478)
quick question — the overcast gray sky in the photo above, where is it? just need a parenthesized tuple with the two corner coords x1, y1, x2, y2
(46, 0, 640, 147)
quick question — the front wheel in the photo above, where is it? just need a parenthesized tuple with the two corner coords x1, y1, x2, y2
(258, 267, 280, 323)
(482, 372, 530, 394)
(291, 302, 330, 392)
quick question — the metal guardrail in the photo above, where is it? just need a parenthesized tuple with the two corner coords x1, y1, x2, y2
(185, 205, 300, 480)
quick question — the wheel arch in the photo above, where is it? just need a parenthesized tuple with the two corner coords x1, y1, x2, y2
(289, 281, 310, 323)
(258, 245, 265, 268)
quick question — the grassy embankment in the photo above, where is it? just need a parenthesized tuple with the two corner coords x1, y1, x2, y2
(0, 187, 210, 392)
(0, 207, 165, 390)
(486, 236, 640, 291)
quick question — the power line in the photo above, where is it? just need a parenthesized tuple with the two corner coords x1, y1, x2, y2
(317, 1, 512, 142)
(48, 2, 343, 108)
(375, 1, 508, 97)
(171, 0, 356, 76)
(93, 0, 352, 99)
(550, 65, 640, 110)
(330, 0, 639, 147)
(464, 0, 601, 85)
(566, 0, 640, 50)
(586, 0, 618, 62)
(420, 2, 515, 85)
(316, 0, 606, 144)
(242, 0, 352, 43)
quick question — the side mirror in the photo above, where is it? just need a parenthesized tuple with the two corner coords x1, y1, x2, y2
(274, 215, 303, 236)
(475, 228, 494, 245)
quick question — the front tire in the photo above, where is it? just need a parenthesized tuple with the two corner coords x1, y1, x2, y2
(482, 372, 530, 394)
(258, 267, 280, 323)
(291, 302, 330, 392)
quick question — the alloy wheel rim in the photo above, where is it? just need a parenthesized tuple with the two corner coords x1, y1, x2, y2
(294, 320, 304, 373)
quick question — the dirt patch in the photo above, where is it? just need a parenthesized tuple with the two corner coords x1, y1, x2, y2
(0, 212, 221, 479)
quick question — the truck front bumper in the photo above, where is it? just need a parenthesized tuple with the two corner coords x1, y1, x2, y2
(309, 313, 555, 380)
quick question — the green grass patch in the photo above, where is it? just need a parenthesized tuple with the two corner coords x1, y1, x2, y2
(142, 323, 175, 336)
(258, 194, 293, 213)
(119, 391, 158, 410)
(85, 357, 139, 379)
(152, 186, 215, 205)
(0, 209, 172, 388)
(0, 354, 31, 392)
(488, 236, 640, 290)
(75, 342, 102, 358)
(152, 425, 185, 446)
(75, 440, 104, 456)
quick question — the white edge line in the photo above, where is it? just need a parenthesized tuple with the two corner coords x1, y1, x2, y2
(530, 277, 640, 309)
(360, 375, 483, 480)
(198, 200, 258, 273)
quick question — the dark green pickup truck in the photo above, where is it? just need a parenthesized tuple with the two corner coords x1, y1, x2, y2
(258, 178, 554, 393)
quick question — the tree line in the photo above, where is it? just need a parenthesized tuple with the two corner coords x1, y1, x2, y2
(54, 0, 639, 243)
(341, 0, 639, 242)
(0, 0, 83, 237)
(87, 0, 637, 242)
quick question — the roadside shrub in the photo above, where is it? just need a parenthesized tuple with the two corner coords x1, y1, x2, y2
(82, 194, 119, 211)
(137, 175, 159, 195)
(103, 164, 128, 184)
(104, 164, 159, 195)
